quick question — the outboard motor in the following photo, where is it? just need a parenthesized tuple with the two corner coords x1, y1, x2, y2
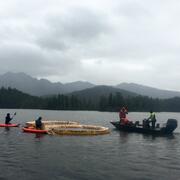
(165, 119, 178, 133)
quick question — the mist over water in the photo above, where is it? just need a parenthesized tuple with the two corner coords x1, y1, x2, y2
(0, 109, 180, 180)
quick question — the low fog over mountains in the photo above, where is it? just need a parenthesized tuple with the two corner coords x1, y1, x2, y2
(1, 72, 180, 99)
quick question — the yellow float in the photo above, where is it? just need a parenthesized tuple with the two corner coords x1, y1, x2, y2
(25, 120, 110, 136)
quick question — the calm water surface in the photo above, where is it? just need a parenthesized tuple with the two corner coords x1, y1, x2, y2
(0, 109, 180, 180)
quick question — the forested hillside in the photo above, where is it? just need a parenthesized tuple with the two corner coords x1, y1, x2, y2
(0, 87, 180, 112)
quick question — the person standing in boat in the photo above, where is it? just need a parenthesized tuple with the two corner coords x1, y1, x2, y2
(35, 117, 43, 129)
(119, 107, 129, 125)
(5, 113, 13, 124)
(147, 110, 156, 129)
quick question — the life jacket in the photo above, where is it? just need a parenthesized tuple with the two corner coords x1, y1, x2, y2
(150, 112, 156, 121)
(119, 108, 128, 119)
(119, 111, 126, 118)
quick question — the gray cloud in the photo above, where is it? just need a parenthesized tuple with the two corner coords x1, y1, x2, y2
(36, 7, 111, 51)
(0, 42, 79, 77)
(0, 0, 180, 90)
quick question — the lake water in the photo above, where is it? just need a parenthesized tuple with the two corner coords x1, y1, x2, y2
(0, 109, 180, 180)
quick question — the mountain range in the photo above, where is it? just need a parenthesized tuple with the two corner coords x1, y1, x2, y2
(1, 72, 180, 99)
(0, 72, 94, 96)
(69, 85, 137, 103)
(116, 83, 180, 99)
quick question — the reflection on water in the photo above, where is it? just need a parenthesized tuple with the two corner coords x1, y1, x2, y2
(34, 133, 46, 139)
(0, 109, 180, 180)
(5, 127, 10, 131)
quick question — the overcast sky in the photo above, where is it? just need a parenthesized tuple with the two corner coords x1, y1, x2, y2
(0, 0, 180, 90)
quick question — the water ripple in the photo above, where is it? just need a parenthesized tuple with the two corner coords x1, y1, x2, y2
(0, 110, 180, 180)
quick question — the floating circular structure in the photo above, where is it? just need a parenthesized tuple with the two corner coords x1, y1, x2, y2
(25, 120, 110, 136)
(26, 120, 79, 130)
(48, 124, 110, 136)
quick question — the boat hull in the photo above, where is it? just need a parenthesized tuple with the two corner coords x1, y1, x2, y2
(22, 127, 48, 134)
(111, 120, 177, 135)
(0, 124, 19, 127)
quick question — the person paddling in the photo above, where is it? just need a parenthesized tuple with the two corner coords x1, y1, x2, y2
(35, 117, 43, 129)
(5, 113, 13, 124)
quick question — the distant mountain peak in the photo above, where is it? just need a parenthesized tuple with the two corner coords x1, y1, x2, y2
(2, 72, 37, 81)
(0, 72, 95, 96)
(3, 71, 29, 76)
(119, 82, 159, 90)
(116, 82, 180, 99)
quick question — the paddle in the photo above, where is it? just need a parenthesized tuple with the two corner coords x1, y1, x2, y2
(11, 112, 17, 119)
(9, 112, 17, 124)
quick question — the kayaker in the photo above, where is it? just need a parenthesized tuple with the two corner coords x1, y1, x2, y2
(147, 110, 156, 129)
(5, 113, 13, 124)
(119, 107, 129, 125)
(35, 117, 43, 129)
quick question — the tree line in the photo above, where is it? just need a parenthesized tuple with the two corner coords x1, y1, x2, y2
(0, 87, 180, 112)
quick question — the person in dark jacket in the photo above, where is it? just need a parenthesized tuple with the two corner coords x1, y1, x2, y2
(5, 113, 12, 124)
(35, 117, 42, 129)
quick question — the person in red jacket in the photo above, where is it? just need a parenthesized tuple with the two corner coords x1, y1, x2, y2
(119, 107, 129, 125)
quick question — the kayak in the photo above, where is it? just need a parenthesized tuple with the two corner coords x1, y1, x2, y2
(0, 124, 19, 127)
(22, 127, 48, 134)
